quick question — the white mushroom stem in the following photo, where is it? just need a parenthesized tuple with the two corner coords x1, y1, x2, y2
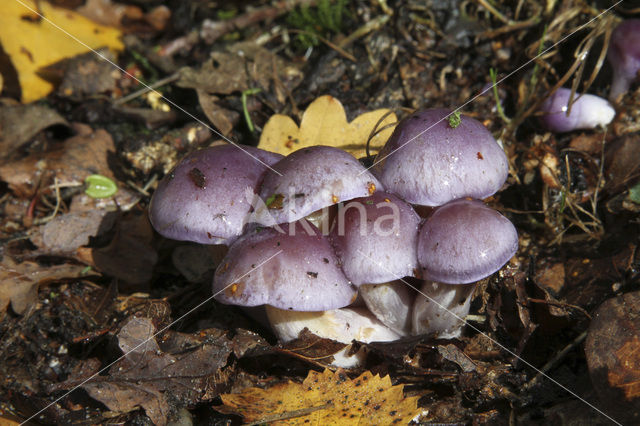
(359, 280, 414, 336)
(411, 281, 476, 339)
(265, 305, 400, 368)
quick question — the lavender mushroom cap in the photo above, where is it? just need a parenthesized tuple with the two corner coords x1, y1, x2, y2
(149, 144, 283, 244)
(539, 88, 615, 133)
(373, 109, 509, 207)
(418, 199, 518, 284)
(213, 220, 356, 311)
(329, 191, 420, 285)
(608, 19, 640, 100)
(253, 146, 381, 225)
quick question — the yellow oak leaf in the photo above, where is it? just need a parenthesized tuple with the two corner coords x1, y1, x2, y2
(217, 368, 425, 425)
(0, 0, 123, 103)
(258, 95, 397, 159)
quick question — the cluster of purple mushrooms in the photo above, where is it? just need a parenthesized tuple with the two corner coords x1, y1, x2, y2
(149, 19, 640, 367)
(149, 108, 518, 367)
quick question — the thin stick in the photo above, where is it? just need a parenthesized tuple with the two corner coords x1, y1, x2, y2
(114, 73, 180, 106)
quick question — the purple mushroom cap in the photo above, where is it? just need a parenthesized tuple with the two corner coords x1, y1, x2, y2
(252, 146, 381, 225)
(329, 191, 420, 286)
(373, 109, 509, 207)
(418, 199, 518, 284)
(608, 19, 640, 100)
(539, 88, 615, 133)
(149, 144, 283, 245)
(213, 220, 356, 311)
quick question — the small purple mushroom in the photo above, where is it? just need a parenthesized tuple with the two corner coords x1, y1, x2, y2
(608, 19, 640, 100)
(329, 191, 420, 335)
(149, 144, 283, 245)
(413, 199, 518, 337)
(539, 88, 615, 133)
(329, 191, 420, 285)
(418, 199, 517, 284)
(373, 109, 509, 206)
(252, 146, 381, 225)
(213, 220, 356, 311)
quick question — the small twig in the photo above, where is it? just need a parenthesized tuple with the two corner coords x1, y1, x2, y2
(523, 331, 588, 390)
(475, 0, 512, 24)
(114, 73, 180, 106)
(141, 174, 158, 194)
(288, 29, 356, 61)
(337, 14, 390, 48)
(527, 298, 591, 319)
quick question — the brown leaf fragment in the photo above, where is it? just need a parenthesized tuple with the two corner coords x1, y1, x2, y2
(196, 90, 238, 136)
(0, 103, 69, 161)
(177, 41, 302, 96)
(47, 49, 120, 99)
(0, 124, 115, 198)
(535, 261, 568, 317)
(278, 328, 352, 367)
(217, 368, 425, 425)
(0, 257, 92, 318)
(81, 317, 238, 425)
(76, 211, 157, 290)
(585, 291, 640, 423)
(33, 209, 116, 254)
(437, 344, 476, 372)
(605, 133, 640, 194)
(83, 382, 169, 426)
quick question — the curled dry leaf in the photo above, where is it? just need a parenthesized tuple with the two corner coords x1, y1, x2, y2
(0, 103, 68, 161)
(217, 368, 425, 425)
(258, 95, 397, 159)
(0, 0, 123, 102)
(76, 211, 157, 290)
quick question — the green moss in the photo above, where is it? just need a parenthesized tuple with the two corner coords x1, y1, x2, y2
(286, 0, 348, 49)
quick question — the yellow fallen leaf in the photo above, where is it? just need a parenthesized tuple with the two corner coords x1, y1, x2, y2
(218, 368, 425, 425)
(0, 0, 123, 103)
(258, 95, 397, 159)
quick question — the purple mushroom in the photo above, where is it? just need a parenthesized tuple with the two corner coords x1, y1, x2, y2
(538, 88, 615, 133)
(329, 191, 420, 335)
(149, 144, 283, 245)
(608, 19, 640, 100)
(373, 109, 509, 207)
(329, 191, 420, 285)
(213, 220, 356, 311)
(412, 199, 518, 337)
(252, 146, 381, 226)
